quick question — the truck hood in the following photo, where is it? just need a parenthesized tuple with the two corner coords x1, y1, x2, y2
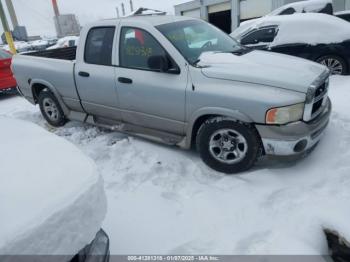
(198, 50, 327, 93)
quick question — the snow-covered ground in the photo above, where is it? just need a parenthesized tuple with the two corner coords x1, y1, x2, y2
(1, 76, 350, 255)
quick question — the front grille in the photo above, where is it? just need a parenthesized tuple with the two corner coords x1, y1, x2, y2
(304, 72, 330, 122)
(312, 99, 323, 115)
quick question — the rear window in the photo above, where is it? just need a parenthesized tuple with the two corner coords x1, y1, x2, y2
(0, 49, 12, 59)
(84, 27, 115, 66)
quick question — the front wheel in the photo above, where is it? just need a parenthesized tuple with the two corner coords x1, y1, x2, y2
(316, 55, 347, 75)
(196, 119, 261, 174)
(38, 90, 67, 127)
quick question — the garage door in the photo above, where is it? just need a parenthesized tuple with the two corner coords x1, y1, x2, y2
(208, 2, 231, 14)
(240, 0, 272, 19)
(182, 8, 201, 18)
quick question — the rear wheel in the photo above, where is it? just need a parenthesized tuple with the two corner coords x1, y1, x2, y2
(38, 90, 66, 127)
(196, 118, 261, 174)
(316, 55, 347, 75)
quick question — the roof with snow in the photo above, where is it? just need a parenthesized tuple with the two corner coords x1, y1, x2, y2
(231, 13, 350, 47)
(269, 0, 333, 16)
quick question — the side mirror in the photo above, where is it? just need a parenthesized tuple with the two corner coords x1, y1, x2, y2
(147, 55, 180, 74)
(148, 55, 168, 72)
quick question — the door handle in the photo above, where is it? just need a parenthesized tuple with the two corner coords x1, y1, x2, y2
(118, 77, 133, 84)
(79, 71, 90, 77)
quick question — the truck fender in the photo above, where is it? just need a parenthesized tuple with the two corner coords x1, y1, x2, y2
(30, 79, 70, 116)
(183, 107, 254, 149)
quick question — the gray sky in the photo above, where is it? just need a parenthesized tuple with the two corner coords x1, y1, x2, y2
(0, 0, 189, 38)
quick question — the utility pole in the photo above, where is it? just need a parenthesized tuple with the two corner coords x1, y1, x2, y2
(5, 0, 18, 28)
(0, 0, 16, 53)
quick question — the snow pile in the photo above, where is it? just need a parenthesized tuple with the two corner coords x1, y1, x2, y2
(269, 0, 332, 16)
(0, 118, 107, 256)
(47, 36, 80, 50)
(1, 76, 350, 255)
(232, 13, 350, 47)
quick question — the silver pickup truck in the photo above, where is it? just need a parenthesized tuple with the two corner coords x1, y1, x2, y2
(13, 13, 331, 174)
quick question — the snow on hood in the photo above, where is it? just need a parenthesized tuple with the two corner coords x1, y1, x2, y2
(198, 50, 327, 93)
(0, 118, 107, 257)
(231, 13, 350, 47)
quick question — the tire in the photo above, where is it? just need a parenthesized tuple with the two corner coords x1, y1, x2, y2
(38, 90, 67, 127)
(316, 55, 348, 75)
(196, 118, 261, 174)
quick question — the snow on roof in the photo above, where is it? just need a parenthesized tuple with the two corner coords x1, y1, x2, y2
(232, 13, 350, 47)
(269, 0, 332, 16)
(0, 118, 106, 256)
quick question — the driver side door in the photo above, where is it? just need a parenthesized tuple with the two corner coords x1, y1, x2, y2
(115, 26, 188, 135)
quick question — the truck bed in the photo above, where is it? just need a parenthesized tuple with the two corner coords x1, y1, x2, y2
(23, 46, 77, 61)
(12, 49, 83, 112)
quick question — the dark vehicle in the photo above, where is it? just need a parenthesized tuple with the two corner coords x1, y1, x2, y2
(231, 13, 350, 75)
(335, 11, 350, 23)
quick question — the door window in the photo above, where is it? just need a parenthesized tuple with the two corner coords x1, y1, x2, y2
(241, 27, 278, 46)
(84, 27, 115, 66)
(279, 7, 296, 15)
(119, 27, 170, 71)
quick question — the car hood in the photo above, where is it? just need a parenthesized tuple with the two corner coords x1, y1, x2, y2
(198, 50, 327, 93)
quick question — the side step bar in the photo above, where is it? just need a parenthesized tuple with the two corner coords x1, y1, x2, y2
(83, 115, 184, 146)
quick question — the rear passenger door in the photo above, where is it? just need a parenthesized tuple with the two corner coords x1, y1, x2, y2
(75, 26, 122, 121)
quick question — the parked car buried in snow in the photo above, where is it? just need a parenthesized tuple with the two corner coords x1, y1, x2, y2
(231, 13, 350, 75)
(12, 13, 332, 174)
(0, 49, 17, 94)
(0, 118, 109, 261)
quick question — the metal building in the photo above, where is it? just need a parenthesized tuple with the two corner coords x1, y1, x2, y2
(175, 0, 349, 33)
(54, 14, 80, 38)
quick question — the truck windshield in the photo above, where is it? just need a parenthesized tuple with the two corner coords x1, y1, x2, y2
(157, 20, 243, 65)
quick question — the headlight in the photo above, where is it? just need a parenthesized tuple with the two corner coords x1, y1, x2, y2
(266, 103, 304, 125)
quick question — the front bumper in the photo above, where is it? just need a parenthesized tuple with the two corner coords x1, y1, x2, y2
(256, 98, 332, 156)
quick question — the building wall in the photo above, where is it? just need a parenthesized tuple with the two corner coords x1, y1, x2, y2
(54, 14, 80, 38)
(175, 0, 348, 31)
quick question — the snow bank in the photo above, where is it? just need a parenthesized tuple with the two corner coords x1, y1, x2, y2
(0, 118, 107, 256)
(232, 13, 350, 47)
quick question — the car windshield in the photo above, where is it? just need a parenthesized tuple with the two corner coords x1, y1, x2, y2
(0, 49, 12, 59)
(157, 20, 243, 65)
